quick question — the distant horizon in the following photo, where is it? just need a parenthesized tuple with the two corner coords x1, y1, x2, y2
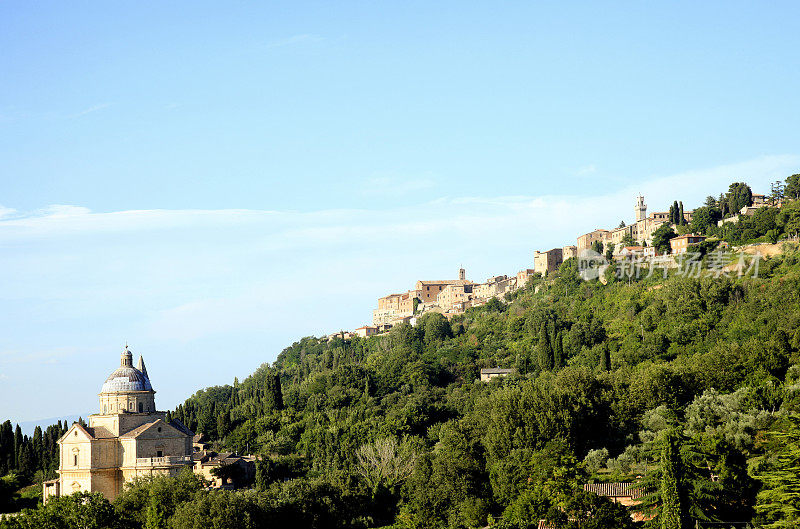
(2, 1, 800, 422)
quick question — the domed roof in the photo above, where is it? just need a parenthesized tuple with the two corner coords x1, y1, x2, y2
(101, 346, 154, 393)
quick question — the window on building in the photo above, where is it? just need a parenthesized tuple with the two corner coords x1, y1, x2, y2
(74, 454, 78, 466)
(104, 405, 107, 414)
(156, 450, 163, 458)
(129, 402, 133, 410)
(138, 402, 143, 413)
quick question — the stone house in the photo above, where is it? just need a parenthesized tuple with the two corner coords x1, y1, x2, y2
(670, 233, 707, 254)
(480, 368, 514, 381)
(534, 248, 563, 276)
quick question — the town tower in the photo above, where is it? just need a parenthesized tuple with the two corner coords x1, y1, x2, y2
(635, 195, 647, 222)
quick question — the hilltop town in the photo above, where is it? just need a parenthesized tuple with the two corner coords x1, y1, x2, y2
(339, 188, 780, 339)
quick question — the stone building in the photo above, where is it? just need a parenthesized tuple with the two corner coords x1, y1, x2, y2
(437, 283, 474, 310)
(415, 268, 471, 304)
(473, 275, 516, 300)
(516, 268, 536, 286)
(533, 248, 563, 276)
(43, 346, 193, 503)
(480, 368, 514, 381)
(577, 229, 610, 252)
(372, 290, 417, 326)
(670, 233, 707, 254)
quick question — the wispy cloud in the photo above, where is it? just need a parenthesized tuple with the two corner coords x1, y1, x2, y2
(267, 34, 324, 49)
(67, 103, 111, 119)
(1, 155, 798, 420)
(0, 206, 17, 219)
(577, 164, 597, 176)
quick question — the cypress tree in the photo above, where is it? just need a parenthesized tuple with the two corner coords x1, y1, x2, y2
(678, 201, 685, 225)
(255, 458, 272, 491)
(13, 425, 22, 470)
(264, 372, 284, 411)
(660, 432, 683, 529)
(537, 323, 554, 371)
(32, 426, 42, 472)
(554, 331, 564, 368)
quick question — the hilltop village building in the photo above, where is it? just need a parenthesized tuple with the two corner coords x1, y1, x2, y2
(562, 245, 577, 259)
(533, 248, 563, 276)
(576, 196, 694, 256)
(356, 193, 771, 339)
(670, 233, 708, 254)
(43, 347, 193, 503)
(368, 267, 531, 328)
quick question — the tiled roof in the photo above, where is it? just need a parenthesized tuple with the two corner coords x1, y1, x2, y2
(584, 482, 644, 499)
(120, 420, 158, 438)
(481, 368, 514, 374)
(85, 426, 115, 439)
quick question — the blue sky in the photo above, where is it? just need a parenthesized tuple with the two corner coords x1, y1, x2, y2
(1, 1, 799, 423)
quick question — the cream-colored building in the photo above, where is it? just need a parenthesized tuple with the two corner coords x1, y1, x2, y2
(533, 248, 563, 276)
(609, 224, 639, 248)
(372, 290, 418, 325)
(562, 245, 578, 260)
(437, 283, 474, 310)
(516, 268, 536, 287)
(670, 233, 707, 255)
(473, 275, 516, 300)
(415, 268, 471, 304)
(354, 325, 379, 338)
(577, 229, 610, 252)
(43, 346, 193, 503)
(480, 368, 514, 381)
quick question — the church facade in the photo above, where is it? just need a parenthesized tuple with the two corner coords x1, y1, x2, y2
(43, 346, 193, 503)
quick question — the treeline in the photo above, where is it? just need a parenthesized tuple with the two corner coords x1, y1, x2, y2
(10, 239, 792, 527)
(5, 178, 800, 528)
(669, 176, 800, 248)
(0, 420, 66, 483)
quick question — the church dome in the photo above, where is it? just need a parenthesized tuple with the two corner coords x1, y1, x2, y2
(101, 346, 154, 393)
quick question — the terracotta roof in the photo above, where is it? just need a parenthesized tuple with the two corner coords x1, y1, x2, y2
(418, 279, 471, 286)
(584, 482, 645, 499)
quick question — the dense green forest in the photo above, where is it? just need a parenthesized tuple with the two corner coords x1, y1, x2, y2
(4, 176, 800, 529)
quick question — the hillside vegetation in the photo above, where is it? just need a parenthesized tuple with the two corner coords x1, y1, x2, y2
(4, 177, 800, 529)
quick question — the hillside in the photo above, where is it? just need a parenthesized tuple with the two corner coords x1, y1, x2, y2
(4, 176, 800, 528)
(152, 242, 800, 528)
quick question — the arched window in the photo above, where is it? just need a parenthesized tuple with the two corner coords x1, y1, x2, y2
(129, 402, 133, 410)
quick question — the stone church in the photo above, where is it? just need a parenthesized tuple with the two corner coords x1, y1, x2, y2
(43, 346, 193, 502)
